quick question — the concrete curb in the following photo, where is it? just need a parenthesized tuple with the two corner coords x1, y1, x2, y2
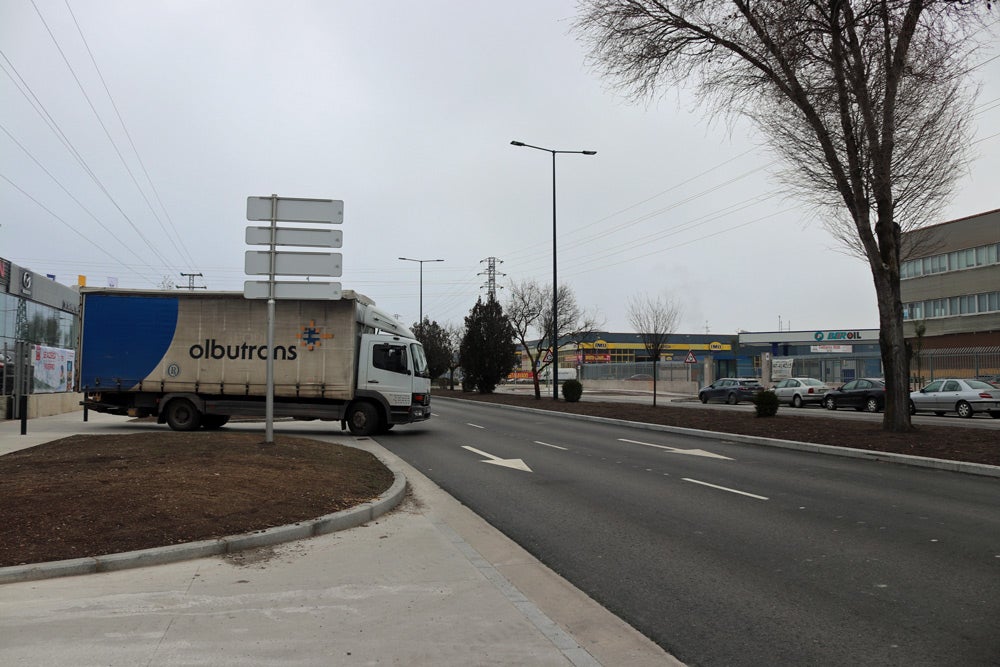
(0, 454, 407, 586)
(439, 396, 1000, 479)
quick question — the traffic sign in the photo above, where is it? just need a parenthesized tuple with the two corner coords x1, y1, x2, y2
(243, 281, 342, 300)
(684, 350, 698, 364)
(245, 226, 343, 248)
(246, 196, 343, 223)
(244, 250, 342, 276)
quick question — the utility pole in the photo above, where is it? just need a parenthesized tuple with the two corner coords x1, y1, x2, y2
(178, 272, 206, 290)
(478, 257, 505, 300)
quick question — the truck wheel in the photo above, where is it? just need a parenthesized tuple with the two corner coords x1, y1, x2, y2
(347, 402, 379, 436)
(164, 399, 202, 431)
(201, 415, 230, 430)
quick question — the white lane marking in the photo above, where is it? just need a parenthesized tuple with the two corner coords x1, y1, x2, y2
(534, 440, 568, 450)
(467, 423, 485, 429)
(618, 438, 733, 460)
(682, 478, 768, 500)
(462, 445, 533, 472)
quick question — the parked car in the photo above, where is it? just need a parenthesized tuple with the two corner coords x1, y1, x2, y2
(977, 375, 1000, 388)
(698, 378, 763, 405)
(909, 378, 1000, 418)
(823, 378, 886, 412)
(772, 377, 832, 408)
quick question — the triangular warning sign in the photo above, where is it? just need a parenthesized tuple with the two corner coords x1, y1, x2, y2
(684, 350, 698, 364)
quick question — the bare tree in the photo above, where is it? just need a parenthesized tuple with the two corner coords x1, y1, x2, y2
(507, 279, 598, 399)
(627, 293, 682, 406)
(445, 323, 464, 390)
(575, 1, 991, 431)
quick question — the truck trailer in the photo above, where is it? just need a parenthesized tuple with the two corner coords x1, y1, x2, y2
(78, 288, 431, 435)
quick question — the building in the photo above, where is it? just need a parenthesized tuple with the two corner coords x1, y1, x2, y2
(1, 259, 81, 417)
(739, 329, 883, 384)
(900, 208, 1000, 347)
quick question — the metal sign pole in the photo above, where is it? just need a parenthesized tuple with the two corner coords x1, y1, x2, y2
(265, 194, 277, 444)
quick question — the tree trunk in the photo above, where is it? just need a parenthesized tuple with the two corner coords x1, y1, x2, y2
(652, 359, 658, 407)
(873, 270, 912, 432)
(532, 370, 542, 399)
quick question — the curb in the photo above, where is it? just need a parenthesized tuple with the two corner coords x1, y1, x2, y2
(438, 396, 1000, 479)
(0, 457, 407, 586)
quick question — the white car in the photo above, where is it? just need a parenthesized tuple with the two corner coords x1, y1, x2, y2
(909, 378, 1000, 418)
(772, 377, 831, 408)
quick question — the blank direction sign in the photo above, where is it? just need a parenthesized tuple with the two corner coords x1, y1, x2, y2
(245, 250, 342, 276)
(245, 226, 343, 248)
(246, 196, 343, 224)
(244, 281, 343, 300)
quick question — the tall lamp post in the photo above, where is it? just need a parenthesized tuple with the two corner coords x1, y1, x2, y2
(511, 140, 596, 400)
(398, 257, 444, 326)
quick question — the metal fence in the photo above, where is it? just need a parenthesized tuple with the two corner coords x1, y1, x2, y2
(909, 347, 1000, 386)
(577, 347, 1000, 390)
(578, 361, 703, 383)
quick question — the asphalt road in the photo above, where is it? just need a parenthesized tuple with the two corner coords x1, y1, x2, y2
(508, 384, 1000, 431)
(380, 398, 1000, 666)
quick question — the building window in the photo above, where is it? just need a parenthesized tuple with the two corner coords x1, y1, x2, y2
(902, 241, 1000, 280)
(904, 291, 1000, 320)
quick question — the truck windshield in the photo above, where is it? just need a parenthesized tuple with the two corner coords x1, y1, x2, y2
(410, 343, 429, 378)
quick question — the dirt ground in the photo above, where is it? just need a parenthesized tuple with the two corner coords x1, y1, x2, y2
(0, 432, 393, 567)
(2, 392, 996, 568)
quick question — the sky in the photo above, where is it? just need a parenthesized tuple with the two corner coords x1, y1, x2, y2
(2, 1, 998, 336)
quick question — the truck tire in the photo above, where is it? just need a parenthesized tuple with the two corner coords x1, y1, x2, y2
(346, 402, 379, 436)
(201, 415, 230, 430)
(164, 398, 202, 431)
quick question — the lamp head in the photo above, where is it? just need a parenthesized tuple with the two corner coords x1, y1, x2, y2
(582, 150, 597, 155)
(510, 140, 525, 146)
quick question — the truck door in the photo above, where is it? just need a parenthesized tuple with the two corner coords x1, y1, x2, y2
(364, 341, 413, 407)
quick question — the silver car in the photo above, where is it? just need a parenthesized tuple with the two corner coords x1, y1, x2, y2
(909, 378, 1000, 418)
(772, 377, 831, 408)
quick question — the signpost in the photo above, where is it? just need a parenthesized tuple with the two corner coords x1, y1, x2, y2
(244, 194, 343, 443)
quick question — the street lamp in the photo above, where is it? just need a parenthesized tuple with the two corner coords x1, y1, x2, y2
(398, 257, 444, 326)
(510, 140, 596, 400)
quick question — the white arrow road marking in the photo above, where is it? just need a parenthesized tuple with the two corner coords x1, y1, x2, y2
(462, 446, 533, 472)
(534, 441, 568, 450)
(618, 438, 733, 460)
(683, 478, 768, 500)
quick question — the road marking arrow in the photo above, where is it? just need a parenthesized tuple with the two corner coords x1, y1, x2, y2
(462, 446, 533, 472)
(618, 438, 733, 460)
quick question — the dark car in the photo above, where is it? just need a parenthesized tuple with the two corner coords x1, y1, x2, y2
(698, 378, 763, 405)
(823, 378, 886, 412)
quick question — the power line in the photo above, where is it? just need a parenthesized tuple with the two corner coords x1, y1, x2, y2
(27, 0, 194, 269)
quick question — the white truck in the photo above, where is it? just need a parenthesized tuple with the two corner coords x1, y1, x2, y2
(78, 288, 431, 435)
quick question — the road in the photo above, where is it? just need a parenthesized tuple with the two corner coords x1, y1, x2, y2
(380, 397, 1000, 666)
(506, 384, 1000, 431)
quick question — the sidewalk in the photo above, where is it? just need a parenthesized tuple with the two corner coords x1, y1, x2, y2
(0, 412, 680, 666)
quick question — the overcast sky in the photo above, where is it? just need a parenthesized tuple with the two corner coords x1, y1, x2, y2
(2, 1, 998, 336)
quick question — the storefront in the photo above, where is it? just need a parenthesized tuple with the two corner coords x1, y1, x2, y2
(739, 329, 883, 384)
(1, 259, 80, 416)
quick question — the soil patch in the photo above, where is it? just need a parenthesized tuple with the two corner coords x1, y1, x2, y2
(0, 432, 392, 567)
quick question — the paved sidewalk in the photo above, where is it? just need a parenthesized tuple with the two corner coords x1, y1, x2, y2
(0, 412, 680, 666)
